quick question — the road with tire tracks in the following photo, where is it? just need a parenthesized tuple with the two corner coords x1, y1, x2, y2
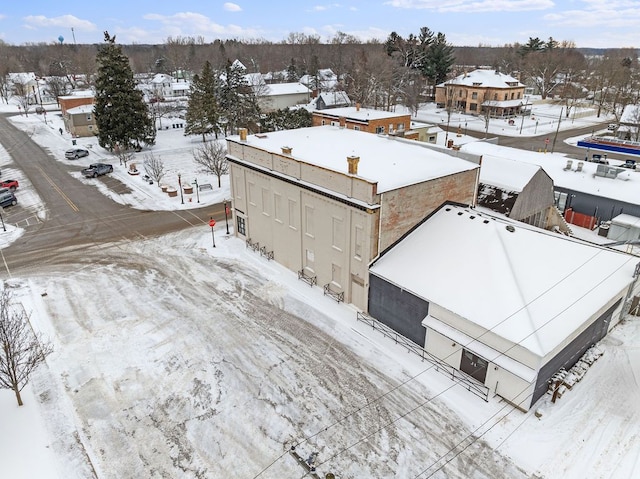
(0, 114, 225, 277)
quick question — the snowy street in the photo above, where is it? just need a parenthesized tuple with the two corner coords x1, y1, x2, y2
(3, 230, 534, 478)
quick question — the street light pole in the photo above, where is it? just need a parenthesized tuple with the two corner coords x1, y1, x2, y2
(178, 173, 184, 204)
(193, 179, 200, 203)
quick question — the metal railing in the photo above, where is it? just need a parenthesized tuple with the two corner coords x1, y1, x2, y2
(297, 269, 317, 287)
(356, 312, 489, 401)
(323, 284, 344, 303)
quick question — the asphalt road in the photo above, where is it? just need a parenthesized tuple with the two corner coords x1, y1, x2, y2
(0, 114, 226, 276)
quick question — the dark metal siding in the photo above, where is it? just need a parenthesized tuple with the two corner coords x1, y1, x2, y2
(368, 274, 430, 347)
(531, 299, 621, 407)
(556, 186, 640, 222)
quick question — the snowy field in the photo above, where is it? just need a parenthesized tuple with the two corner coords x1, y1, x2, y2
(0, 100, 638, 478)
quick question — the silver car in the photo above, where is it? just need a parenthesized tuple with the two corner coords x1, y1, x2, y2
(65, 148, 90, 159)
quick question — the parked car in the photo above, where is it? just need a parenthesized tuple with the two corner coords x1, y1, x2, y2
(620, 159, 637, 169)
(607, 123, 617, 131)
(82, 163, 113, 178)
(0, 179, 18, 191)
(0, 189, 17, 208)
(65, 148, 90, 159)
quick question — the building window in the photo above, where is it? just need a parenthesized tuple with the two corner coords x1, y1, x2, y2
(331, 121, 339, 126)
(493, 93, 498, 101)
(288, 198, 298, 230)
(471, 92, 478, 100)
(274, 193, 282, 222)
(353, 125, 360, 131)
(332, 217, 344, 251)
(261, 187, 270, 216)
(88, 125, 93, 131)
(375, 126, 385, 134)
(518, 92, 522, 99)
(237, 216, 246, 236)
(321, 120, 326, 125)
(305, 205, 314, 237)
(397, 123, 404, 131)
(86, 114, 92, 121)
(470, 103, 477, 111)
(504, 93, 508, 100)
(510, 92, 514, 99)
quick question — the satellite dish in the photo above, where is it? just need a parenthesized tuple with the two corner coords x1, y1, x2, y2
(58, 35, 64, 44)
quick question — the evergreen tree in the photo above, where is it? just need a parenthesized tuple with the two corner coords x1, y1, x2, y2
(286, 58, 299, 82)
(425, 32, 455, 86)
(218, 59, 261, 135)
(94, 32, 155, 151)
(185, 60, 221, 141)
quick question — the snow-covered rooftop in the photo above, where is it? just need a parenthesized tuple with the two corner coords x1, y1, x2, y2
(441, 69, 523, 89)
(611, 213, 640, 227)
(264, 82, 310, 96)
(313, 106, 409, 122)
(230, 126, 478, 193)
(370, 204, 637, 358)
(620, 104, 640, 124)
(480, 155, 542, 192)
(461, 141, 640, 205)
(66, 105, 94, 115)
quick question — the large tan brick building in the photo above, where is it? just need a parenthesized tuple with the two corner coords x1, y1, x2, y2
(226, 126, 479, 310)
(435, 69, 525, 118)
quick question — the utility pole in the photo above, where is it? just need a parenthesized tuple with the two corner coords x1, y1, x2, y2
(551, 107, 563, 154)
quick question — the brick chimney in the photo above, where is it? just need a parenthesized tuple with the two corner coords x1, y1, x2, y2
(281, 146, 292, 155)
(347, 155, 360, 175)
(339, 116, 346, 128)
(355, 103, 361, 111)
(239, 128, 247, 141)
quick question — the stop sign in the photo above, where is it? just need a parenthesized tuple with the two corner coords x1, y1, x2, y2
(209, 219, 216, 227)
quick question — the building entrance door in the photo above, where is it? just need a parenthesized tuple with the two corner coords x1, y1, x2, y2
(460, 349, 488, 383)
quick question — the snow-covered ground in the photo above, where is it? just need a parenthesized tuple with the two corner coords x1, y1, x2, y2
(0, 99, 638, 478)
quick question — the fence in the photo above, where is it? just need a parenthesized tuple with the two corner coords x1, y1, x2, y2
(356, 312, 489, 401)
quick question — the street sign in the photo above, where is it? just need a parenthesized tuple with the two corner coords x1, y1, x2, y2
(545, 138, 550, 144)
(209, 219, 216, 227)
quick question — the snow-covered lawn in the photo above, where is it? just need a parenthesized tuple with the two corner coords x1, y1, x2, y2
(0, 100, 638, 478)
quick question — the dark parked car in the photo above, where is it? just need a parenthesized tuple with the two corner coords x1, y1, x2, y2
(0, 189, 17, 208)
(65, 148, 90, 159)
(82, 163, 113, 178)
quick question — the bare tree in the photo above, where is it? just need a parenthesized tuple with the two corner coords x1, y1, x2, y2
(193, 140, 228, 187)
(0, 289, 53, 406)
(12, 81, 33, 116)
(114, 145, 134, 167)
(143, 152, 166, 185)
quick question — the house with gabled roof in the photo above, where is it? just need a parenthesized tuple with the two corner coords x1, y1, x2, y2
(314, 91, 350, 110)
(368, 203, 640, 411)
(477, 154, 569, 232)
(436, 69, 526, 118)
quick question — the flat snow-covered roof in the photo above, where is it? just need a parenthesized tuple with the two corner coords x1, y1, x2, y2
(314, 106, 409, 122)
(66, 105, 94, 114)
(265, 83, 310, 96)
(232, 126, 478, 193)
(370, 204, 637, 358)
(461, 141, 640, 205)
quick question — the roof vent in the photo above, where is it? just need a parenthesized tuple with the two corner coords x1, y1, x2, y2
(281, 146, 292, 155)
(506, 225, 516, 233)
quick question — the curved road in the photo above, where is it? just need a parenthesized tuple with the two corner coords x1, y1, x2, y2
(0, 115, 226, 276)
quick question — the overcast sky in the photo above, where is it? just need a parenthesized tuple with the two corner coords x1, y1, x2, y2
(1, 1, 639, 49)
